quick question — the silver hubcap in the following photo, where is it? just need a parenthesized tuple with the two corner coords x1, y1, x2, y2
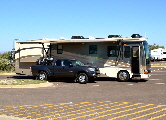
(119, 72, 127, 80)
(79, 75, 86, 82)
(39, 74, 45, 80)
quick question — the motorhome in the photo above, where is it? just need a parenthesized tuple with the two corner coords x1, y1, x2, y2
(151, 48, 166, 60)
(12, 34, 151, 81)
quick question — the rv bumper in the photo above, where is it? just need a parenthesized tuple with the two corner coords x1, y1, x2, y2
(132, 73, 151, 80)
(141, 73, 151, 79)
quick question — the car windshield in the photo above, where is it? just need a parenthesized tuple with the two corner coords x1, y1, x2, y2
(71, 60, 84, 66)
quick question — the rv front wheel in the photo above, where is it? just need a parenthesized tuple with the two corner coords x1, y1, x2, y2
(117, 71, 129, 82)
(37, 71, 48, 80)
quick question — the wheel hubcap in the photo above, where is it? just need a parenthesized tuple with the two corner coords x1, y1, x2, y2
(119, 72, 127, 80)
(39, 74, 45, 80)
(79, 75, 86, 82)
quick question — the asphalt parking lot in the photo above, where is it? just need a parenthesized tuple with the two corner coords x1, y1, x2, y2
(0, 67, 166, 120)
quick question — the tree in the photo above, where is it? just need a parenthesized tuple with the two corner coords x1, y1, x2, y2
(148, 43, 165, 50)
(0, 51, 14, 71)
(0, 51, 11, 59)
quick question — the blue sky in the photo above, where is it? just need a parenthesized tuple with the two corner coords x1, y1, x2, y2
(0, 0, 166, 52)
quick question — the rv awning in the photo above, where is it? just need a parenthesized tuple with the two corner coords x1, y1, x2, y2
(16, 39, 118, 44)
(49, 39, 119, 44)
(16, 38, 146, 44)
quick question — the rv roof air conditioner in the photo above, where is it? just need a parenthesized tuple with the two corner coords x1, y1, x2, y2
(108, 35, 122, 38)
(71, 36, 85, 39)
(131, 34, 142, 38)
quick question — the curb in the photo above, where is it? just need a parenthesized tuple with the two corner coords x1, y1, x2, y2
(0, 82, 54, 88)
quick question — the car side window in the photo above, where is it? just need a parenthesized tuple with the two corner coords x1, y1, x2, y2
(62, 60, 72, 66)
(55, 60, 62, 66)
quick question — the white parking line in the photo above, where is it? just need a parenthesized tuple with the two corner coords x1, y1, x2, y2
(151, 74, 166, 75)
(152, 71, 166, 72)
(148, 79, 161, 80)
(151, 67, 166, 72)
(126, 84, 133, 85)
(154, 83, 165, 85)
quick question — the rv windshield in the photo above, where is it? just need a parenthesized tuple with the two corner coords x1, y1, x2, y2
(143, 41, 150, 59)
(71, 60, 84, 66)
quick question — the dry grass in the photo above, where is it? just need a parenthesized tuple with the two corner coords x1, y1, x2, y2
(0, 79, 47, 85)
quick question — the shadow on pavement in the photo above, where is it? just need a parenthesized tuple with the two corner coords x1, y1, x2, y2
(7, 75, 35, 79)
(6, 75, 148, 83)
(96, 77, 148, 83)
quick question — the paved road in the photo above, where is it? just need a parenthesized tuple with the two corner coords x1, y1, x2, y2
(0, 67, 166, 120)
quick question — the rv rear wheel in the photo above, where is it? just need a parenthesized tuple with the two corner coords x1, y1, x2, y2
(117, 71, 129, 82)
(37, 71, 48, 80)
(77, 73, 88, 84)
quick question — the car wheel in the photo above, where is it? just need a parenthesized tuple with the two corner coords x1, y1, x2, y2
(117, 71, 129, 82)
(38, 71, 47, 80)
(77, 73, 88, 84)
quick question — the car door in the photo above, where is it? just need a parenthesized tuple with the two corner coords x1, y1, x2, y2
(61, 60, 75, 77)
(53, 60, 64, 77)
(53, 60, 75, 77)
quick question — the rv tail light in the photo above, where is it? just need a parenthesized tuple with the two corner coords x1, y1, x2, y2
(144, 70, 149, 74)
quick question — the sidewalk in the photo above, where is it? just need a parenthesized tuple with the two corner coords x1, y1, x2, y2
(0, 115, 30, 120)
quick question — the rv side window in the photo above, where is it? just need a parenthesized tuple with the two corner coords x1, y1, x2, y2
(89, 45, 97, 54)
(124, 46, 130, 58)
(107, 46, 119, 57)
(57, 45, 63, 54)
(163, 52, 166, 54)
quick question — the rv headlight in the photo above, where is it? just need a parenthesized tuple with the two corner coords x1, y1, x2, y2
(88, 68, 95, 72)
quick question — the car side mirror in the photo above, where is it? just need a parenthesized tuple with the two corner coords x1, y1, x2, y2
(69, 64, 73, 67)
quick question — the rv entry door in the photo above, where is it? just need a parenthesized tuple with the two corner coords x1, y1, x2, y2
(132, 46, 140, 74)
(123, 45, 140, 74)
